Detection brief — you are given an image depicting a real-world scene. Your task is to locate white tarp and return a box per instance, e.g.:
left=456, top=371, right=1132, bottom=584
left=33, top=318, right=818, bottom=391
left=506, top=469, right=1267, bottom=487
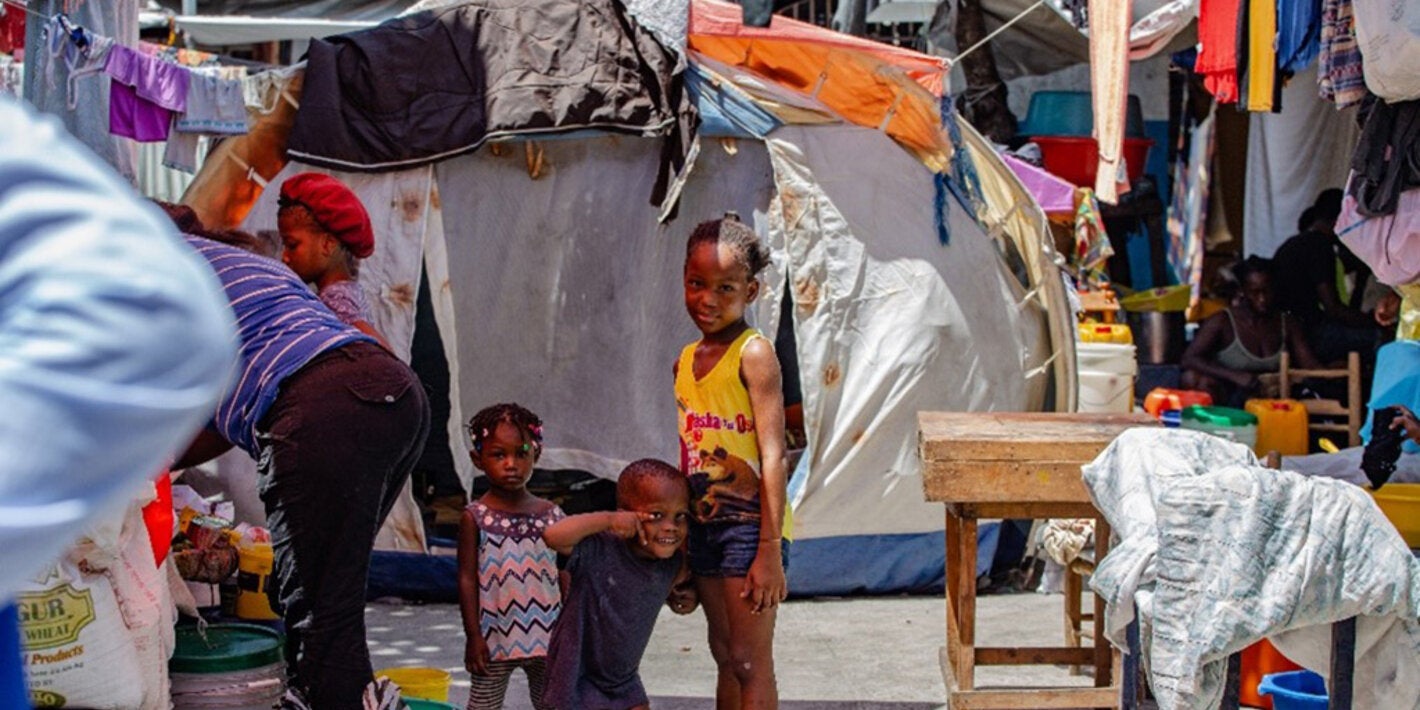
left=765, top=125, right=1048, bottom=538
left=1085, top=428, right=1420, bottom=710
left=1245, top=65, right=1359, bottom=258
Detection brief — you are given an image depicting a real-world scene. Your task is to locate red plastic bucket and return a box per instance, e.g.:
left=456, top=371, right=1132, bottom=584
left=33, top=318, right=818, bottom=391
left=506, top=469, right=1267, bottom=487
left=1034, top=136, right=1153, bottom=188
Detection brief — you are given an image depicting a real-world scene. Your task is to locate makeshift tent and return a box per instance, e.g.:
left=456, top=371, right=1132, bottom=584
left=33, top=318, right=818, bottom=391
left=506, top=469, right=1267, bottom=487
left=180, top=0, right=1074, bottom=595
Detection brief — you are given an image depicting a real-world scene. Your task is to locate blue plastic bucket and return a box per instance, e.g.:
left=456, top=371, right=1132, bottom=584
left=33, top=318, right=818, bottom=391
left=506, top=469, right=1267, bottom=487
left=1259, top=670, right=1328, bottom=710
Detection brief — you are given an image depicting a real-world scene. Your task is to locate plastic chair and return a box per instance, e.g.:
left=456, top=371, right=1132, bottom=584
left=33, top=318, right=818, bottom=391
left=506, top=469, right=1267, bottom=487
left=1279, top=351, right=1363, bottom=448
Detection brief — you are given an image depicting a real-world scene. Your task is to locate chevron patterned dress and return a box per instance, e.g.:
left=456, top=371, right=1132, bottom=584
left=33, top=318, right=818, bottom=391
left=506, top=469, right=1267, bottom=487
left=473, top=501, right=565, bottom=660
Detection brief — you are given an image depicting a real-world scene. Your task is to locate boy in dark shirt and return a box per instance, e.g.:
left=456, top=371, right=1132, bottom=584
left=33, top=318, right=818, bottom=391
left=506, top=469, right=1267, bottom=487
left=542, top=459, right=697, bottom=710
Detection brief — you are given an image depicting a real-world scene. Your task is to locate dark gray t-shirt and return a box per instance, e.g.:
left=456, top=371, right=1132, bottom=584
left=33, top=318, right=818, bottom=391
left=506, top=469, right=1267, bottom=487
left=543, top=531, right=680, bottom=710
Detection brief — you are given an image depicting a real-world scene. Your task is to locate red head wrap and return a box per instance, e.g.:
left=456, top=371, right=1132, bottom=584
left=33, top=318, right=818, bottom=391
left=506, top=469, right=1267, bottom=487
left=278, top=173, right=374, bottom=258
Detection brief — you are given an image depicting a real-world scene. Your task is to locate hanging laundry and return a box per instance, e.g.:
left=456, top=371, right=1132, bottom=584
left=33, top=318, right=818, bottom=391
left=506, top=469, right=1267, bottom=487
left=139, top=41, right=222, bottom=69
left=1089, top=0, right=1131, bottom=203
left=175, top=70, right=247, bottom=135
left=1074, top=188, right=1113, bottom=287
left=1317, top=0, right=1366, bottom=108
left=1353, top=0, right=1420, bottom=103
left=1242, top=0, right=1278, bottom=112
left=1349, top=98, right=1420, bottom=218
left=1337, top=188, right=1420, bottom=288
left=1276, top=0, right=1321, bottom=74
left=106, top=44, right=189, bottom=142
left=0, top=3, right=24, bottom=57
left=1197, top=0, right=1243, bottom=103
left=0, top=55, right=19, bottom=98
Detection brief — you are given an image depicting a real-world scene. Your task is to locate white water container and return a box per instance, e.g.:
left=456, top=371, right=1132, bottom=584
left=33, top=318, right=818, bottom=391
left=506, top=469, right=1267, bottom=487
left=1076, top=342, right=1137, bottom=413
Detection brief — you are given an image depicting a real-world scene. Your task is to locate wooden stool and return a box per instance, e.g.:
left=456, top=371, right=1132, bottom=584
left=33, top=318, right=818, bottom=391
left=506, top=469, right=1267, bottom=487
left=920, top=412, right=1156, bottom=709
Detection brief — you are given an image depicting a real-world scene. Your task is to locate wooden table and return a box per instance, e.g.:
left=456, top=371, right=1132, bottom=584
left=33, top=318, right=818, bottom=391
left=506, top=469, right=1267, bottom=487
left=918, top=411, right=1156, bottom=710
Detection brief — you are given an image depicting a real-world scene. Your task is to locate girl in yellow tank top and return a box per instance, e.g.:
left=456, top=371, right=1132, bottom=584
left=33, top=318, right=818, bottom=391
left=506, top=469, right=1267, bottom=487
left=675, top=215, right=788, bottom=709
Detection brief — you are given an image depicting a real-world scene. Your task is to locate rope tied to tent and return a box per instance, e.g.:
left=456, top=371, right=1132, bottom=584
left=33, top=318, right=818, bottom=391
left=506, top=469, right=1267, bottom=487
left=945, top=0, right=1046, bottom=69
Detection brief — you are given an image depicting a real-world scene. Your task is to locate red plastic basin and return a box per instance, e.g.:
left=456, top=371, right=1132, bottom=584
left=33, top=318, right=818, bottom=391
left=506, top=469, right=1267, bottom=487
left=1033, top=136, right=1153, bottom=189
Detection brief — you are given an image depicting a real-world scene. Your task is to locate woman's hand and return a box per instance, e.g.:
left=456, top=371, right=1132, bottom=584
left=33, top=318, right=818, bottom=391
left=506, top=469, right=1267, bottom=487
left=1389, top=405, right=1420, bottom=444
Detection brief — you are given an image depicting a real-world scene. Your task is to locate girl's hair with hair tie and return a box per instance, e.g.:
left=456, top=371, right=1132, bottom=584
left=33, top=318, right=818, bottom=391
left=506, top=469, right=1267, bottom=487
left=467, top=402, right=544, bottom=454
left=686, top=213, right=770, bottom=277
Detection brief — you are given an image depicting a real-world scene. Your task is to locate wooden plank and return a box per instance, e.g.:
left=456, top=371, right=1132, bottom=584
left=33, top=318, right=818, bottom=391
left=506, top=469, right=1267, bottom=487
left=1301, top=400, right=1349, bottom=417
left=948, top=686, right=1122, bottom=709
left=1310, top=422, right=1351, bottom=433
left=952, top=502, right=1100, bottom=519
left=923, top=461, right=1096, bottom=503
left=919, top=412, right=1156, bottom=464
left=975, top=647, right=1098, bottom=666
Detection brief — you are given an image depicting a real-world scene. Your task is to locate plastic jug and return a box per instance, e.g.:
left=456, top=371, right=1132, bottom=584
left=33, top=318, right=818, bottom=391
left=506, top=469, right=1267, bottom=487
left=235, top=542, right=278, bottom=621
left=1078, top=322, right=1133, bottom=344
left=1143, top=388, right=1213, bottom=419
left=1246, top=399, right=1309, bottom=456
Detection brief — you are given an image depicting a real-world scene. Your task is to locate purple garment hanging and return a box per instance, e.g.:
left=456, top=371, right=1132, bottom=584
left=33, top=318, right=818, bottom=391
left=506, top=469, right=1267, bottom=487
left=106, top=44, right=188, bottom=141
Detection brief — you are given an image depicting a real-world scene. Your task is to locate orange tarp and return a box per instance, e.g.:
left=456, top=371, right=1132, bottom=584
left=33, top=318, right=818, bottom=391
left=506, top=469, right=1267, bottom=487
left=689, top=0, right=950, bottom=169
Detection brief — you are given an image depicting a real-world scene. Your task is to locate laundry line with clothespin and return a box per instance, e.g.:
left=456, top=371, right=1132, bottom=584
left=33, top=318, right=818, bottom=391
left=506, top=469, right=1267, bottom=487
left=944, top=0, right=1046, bottom=68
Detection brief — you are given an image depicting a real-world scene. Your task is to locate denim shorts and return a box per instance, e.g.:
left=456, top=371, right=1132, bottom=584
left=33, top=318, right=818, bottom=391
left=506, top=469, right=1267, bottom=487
left=688, top=521, right=790, bottom=578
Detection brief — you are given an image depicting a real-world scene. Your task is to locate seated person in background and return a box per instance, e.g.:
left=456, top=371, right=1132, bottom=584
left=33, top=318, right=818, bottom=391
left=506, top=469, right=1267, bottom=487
left=1272, top=189, right=1382, bottom=363
left=1182, top=257, right=1323, bottom=406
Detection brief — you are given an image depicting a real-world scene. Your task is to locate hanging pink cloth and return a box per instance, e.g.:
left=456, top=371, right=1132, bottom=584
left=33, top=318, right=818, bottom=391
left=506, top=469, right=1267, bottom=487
left=1089, top=0, right=1132, bottom=204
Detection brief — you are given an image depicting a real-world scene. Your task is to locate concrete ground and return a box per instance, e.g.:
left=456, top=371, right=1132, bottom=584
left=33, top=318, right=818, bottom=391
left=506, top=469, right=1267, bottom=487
left=367, top=591, right=1133, bottom=709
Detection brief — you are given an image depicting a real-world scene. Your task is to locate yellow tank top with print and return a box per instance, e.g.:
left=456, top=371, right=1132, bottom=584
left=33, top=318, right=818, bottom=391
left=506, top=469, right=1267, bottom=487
left=675, top=328, right=792, bottom=538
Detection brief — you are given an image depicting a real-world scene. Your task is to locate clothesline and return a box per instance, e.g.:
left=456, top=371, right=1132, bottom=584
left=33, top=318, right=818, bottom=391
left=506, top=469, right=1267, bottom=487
left=946, top=0, right=1046, bottom=69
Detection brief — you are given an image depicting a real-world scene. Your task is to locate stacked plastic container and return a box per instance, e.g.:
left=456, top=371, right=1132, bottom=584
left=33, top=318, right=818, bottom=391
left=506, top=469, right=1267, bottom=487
left=1076, top=324, right=1138, bottom=413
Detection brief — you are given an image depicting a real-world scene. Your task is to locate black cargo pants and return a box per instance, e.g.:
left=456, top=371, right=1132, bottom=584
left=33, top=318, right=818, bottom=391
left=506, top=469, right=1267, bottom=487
left=256, top=341, right=431, bottom=709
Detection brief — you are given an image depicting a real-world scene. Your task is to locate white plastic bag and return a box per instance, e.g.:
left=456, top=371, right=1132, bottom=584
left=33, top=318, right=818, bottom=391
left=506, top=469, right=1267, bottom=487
left=1354, top=0, right=1420, bottom=102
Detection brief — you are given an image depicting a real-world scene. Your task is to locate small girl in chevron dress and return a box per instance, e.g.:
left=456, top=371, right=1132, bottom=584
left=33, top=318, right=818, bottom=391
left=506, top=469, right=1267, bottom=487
left=457, top=403, right=565, bottom=710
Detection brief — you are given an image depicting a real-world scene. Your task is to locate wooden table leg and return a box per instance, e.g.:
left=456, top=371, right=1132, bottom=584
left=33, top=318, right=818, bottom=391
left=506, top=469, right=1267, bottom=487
left=944, top=508, right=963, bottom=699
left=1092, top=517, right=1113, bottom=691
left=1064, top=566, right=1083, bottom=675
left=958, top=516, right=978, bottom=692
left=1331, top=618, right=1356, bottom=710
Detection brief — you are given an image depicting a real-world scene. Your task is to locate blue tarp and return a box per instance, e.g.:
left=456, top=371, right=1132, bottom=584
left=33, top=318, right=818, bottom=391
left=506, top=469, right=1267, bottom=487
left=684, top=62, right=781, bottom=139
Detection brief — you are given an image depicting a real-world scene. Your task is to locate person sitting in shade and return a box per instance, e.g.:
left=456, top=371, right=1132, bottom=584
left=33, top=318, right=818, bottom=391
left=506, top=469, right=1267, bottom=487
left=1182, top=256, right=1323, bottom=406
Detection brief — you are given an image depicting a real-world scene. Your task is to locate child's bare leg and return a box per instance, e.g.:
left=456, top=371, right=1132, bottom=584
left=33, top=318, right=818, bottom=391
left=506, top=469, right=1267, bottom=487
left=698, top=576, right=778, bottom=710
left=697, top=576, right=741, bottom=709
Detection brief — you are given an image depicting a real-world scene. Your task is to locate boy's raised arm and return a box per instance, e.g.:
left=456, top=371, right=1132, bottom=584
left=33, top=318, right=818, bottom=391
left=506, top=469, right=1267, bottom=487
left=544, top=511, right=649, bottom=555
